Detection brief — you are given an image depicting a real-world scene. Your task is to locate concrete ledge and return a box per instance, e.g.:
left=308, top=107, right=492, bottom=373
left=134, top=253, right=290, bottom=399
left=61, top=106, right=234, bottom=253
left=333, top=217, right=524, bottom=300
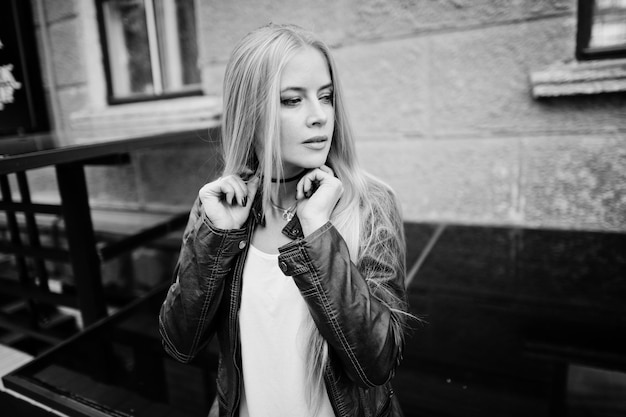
left=69, top=96, right=222, bottom=141
left=530, top=58, right=626, bottom=98
left=0, top=345, right=33, bottom=390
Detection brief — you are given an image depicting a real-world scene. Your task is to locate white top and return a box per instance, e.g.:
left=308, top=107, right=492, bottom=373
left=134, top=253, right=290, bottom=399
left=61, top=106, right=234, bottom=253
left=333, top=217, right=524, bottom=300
left=238, top=245, right=335, bottom=417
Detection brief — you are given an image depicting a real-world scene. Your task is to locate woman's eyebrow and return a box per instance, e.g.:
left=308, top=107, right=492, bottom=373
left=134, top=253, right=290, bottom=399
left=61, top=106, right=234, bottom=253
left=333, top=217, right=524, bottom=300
left=280, top=83, right=334, bottom=93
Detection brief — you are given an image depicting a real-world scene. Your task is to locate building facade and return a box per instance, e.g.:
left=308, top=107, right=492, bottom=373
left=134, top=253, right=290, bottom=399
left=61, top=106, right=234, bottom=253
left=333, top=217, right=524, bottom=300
left=6, top=0, right=626, bottom=232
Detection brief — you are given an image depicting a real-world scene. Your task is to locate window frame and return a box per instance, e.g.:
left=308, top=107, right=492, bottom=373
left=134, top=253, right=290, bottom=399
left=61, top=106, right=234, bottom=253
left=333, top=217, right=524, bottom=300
left=95, top=0, right=202, bottom=105
left=0, top=0, right=49, bottom=137
left=576, top=0, right=626, bottom=60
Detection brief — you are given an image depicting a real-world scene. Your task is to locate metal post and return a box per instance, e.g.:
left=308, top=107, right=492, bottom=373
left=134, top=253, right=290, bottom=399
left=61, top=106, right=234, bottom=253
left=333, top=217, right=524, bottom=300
left=16, top=171, right=49, bottom=291
left=0, top=174, right=38, bottom=326
left=55, top=163, right=107, bottom=326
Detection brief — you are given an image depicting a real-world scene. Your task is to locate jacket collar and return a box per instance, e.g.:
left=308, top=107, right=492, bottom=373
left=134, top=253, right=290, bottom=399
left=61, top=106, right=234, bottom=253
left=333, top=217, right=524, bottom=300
left=250, top=191, right=304, bottom=240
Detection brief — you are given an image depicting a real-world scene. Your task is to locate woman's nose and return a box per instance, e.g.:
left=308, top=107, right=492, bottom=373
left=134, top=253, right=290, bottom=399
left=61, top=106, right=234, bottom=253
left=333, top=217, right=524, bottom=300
left=306, top=101, right=327, bottom=127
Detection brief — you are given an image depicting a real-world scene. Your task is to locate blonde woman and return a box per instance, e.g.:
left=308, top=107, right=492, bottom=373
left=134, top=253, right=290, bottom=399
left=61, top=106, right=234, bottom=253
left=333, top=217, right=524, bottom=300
left=159, top=23, right=410, bottom=417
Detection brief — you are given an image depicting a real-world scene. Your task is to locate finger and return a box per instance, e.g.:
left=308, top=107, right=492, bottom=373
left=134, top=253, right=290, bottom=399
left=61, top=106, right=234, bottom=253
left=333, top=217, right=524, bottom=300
left=198, top=182, right=213, bottom=198
left=226, top=175, right=248, bottom=206
left=297, top=170, right=318, bottom=200
left=301, top=169, right=326, bottom=198
left=245, top=176, right=260, bottom=206
left=238, top=167, right=255, bottom=181
left=303, top=175, right=311, bottom=197
left=218, top=175, right=247, bottom=206
left=296, top=176, right=306, bottom=200
left=219, top=182, right=237, bottom=205
left=200, top=178, right=226, bottom=198
left=302, top=173, right=316, bottom=198
left=319, top=165, right=334, bottom=176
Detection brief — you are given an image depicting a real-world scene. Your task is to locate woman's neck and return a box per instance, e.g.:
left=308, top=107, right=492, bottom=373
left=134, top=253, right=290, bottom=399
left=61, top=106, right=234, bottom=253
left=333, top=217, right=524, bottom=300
left=269, top=169, right=305, bottom=207
left=270, top=180, right=298, bottom=208
left=271, top=169, right=306, bottom=184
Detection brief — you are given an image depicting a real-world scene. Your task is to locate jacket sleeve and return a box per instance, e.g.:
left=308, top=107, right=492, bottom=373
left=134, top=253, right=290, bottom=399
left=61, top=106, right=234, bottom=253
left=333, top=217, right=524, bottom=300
left=277, top=192, right=408, bottom=388
left=159, top=198, right=247, bottom=363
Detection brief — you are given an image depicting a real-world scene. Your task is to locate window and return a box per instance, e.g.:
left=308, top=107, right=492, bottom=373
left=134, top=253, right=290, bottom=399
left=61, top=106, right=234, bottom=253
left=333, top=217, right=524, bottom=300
left=97, top=0, right=201, bottom=103
left=0, top=0, right=49, bottom=141
left=577, top=0, right=626, bottom=60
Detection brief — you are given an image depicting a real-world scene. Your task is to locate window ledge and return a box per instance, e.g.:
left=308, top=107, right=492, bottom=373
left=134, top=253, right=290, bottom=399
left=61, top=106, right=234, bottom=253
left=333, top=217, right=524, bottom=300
left=530, top=58, right=626, bottom=98
left=69, top=96, right=222, bottom=141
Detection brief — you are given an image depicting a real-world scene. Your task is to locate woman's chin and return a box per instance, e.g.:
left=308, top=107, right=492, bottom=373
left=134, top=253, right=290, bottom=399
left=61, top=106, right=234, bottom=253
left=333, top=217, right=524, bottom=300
left=294, top=154, right=331, bottom=170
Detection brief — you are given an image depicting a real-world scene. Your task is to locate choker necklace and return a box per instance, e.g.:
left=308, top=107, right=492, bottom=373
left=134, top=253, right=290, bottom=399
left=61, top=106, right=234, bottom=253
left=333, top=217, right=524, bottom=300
left=271, top=170, right=306, bottom=183
left=270, top=199, right=297, bottom=221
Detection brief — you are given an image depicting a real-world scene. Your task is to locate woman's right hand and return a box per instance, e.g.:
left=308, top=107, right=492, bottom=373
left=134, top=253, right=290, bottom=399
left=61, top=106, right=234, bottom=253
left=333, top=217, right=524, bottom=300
left=199, top=175, right=260, bottom=230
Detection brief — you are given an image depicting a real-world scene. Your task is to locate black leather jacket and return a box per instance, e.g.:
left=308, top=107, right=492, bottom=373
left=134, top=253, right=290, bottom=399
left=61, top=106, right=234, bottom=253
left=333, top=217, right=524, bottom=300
left=159, top=185, right=408, bottom=417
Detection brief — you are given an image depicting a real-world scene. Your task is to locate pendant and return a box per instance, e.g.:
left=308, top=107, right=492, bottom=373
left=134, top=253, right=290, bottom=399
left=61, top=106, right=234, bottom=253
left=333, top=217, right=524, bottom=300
left=283, top=210, right=294, bottom=222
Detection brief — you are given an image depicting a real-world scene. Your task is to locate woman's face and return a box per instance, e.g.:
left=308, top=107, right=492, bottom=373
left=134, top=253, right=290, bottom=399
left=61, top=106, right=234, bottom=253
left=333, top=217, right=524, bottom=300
left=277, top=46, right=335, bottom=177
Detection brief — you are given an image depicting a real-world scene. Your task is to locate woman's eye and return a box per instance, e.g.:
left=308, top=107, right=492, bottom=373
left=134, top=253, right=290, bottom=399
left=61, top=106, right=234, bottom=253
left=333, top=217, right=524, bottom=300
left=281, top=97, right=300, bottom=106
left=319, top=94, right=333, bottom=104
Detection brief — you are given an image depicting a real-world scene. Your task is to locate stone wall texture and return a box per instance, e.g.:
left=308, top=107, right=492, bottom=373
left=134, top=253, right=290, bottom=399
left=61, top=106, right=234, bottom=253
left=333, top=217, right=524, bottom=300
left=36, top=0, right=626, bottom=232
left=197, top=0, right=626, bottom=232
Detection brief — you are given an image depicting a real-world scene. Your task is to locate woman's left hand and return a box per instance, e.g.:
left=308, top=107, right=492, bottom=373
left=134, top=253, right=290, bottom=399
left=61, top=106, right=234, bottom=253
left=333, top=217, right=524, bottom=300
left=295, top=165, right=343, bottom=236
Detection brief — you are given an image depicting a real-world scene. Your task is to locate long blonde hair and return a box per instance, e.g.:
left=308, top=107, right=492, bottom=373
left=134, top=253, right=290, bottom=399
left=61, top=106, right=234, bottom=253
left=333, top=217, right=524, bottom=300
left=221, top=23, right=408, bottom=412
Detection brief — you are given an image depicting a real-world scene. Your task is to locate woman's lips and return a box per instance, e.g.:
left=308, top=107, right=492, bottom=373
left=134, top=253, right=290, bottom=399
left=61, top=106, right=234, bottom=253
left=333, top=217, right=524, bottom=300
left=302, top=136, right=328, bottom=150
left=303, top=135, right=327, bottom=143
